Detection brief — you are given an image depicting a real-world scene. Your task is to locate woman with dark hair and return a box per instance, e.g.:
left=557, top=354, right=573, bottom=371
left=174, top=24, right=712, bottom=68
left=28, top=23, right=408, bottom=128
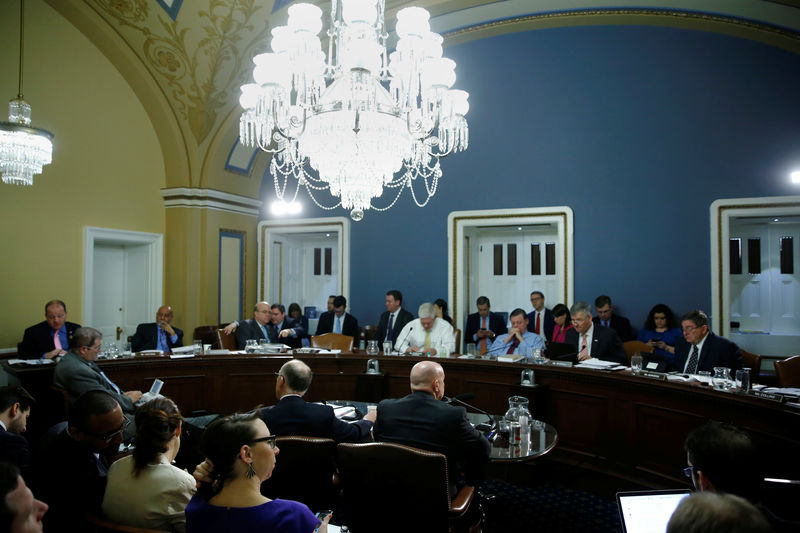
left=185, top=412, right=326, bottom=533
left=551, top=304, right=573, bottom=343
left=102, top=397, right=195, bottom=532
left=288, top=303, right=310, bottom=347
left=433, top=299, right=454, bottom=326
left=637, top=304, right=681, bottom=363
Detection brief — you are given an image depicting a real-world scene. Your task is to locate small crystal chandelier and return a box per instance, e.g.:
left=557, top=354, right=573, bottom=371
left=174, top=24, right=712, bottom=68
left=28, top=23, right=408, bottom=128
left=239, top=0, right=468, bottom=220
left=0, top=0, right=54, bottom=186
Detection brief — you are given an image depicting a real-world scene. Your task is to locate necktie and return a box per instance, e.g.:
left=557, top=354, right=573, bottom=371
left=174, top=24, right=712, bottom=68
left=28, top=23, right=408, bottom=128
left=424, top=330, right=432, bottom=350
left=579, top=334, right=588, bottom=359
left=386, top=314, right=394, bottom=341
left=535, top=312, right=541, bottom=335
left=506, top=336, right=521, bottom=355
left=603, top=320, right=609, bottom=328
left=335, top=316, right=342, bottom=334
left=90, top=363, right=122, bottom=394
left=686, top=345, right=699, bottom=374
left=53, top=330, right=62, bottom=350
left=158, top=328, right=168, bottom=351
left=479, top=316, right=488, bottom=355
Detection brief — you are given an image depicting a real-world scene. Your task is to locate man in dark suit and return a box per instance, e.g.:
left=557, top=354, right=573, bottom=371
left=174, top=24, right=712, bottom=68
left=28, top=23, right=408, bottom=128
left=261, top=360, right=374, bottom=442
left=0, top=386, right=35, bottom=474
left=464, top=296, right=508, bottom=354
left=671, top=310, right=741, bottom=373
left=315, top=295, right=359, bottom=338
left=235, top=301, right=273, bottom=349
left=527, top=291, right=555, bottom=341
left=19, top=299, right=81, bottom=359
left=376, top=290, right=414, bottom=351
left=565, top=301, right=626, bottom=364
left=269, top=303, right=305, bottom=349
left=593, top=295, right=634, bottom=342
left=374, top=360, right=491, bottom=488
left=130, top=305, right=184, bottom=353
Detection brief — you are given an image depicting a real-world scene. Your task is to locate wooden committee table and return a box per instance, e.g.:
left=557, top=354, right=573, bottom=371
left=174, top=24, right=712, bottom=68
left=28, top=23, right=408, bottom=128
left=7, top=352, right=800, bottom=486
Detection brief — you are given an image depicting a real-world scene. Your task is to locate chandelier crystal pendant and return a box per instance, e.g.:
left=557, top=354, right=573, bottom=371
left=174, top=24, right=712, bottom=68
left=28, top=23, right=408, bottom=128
left=0, top=0, right=54, bottom=186
left=239, top=0, right=468, bottom=220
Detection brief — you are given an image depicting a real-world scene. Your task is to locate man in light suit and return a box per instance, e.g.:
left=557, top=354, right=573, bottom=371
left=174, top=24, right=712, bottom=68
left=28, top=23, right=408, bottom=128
left=19, top=299, right=81, bottom=359
left=527, top=291, right=555, bottom=341
left=376, top=290, right=414, bottom=351
left=315, top=295, right=359, bottom=338
left=592, top=295, right=634, bottom=342
left=0, top=386, right=35, bottom=474
left=671, top=310, right=741, bottom=373
left=464, top=296, right=508, bottom=354
left=130, top=305, right=184, bottom=353
left=261, top=359, right=374, bottom=442
left=564, top=301, right=626, bottom=364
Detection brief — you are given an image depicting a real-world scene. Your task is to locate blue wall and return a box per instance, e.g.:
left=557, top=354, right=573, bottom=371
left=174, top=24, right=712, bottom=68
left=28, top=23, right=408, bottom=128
left=261, top=23, right=800, bottom=333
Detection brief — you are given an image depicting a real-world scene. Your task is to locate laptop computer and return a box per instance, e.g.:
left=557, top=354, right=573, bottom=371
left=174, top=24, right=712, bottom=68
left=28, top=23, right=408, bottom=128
left=617, top=489, right=691, bottom=533
left=545, top=341, right=578, bottom=363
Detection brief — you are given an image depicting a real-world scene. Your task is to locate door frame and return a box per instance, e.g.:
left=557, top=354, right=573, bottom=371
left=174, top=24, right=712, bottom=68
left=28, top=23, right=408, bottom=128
left=710, top=195, right=800, bottom=336
left=258, top=217, right=351, bottom=303
left=82, top=226, right=163, bottom=326
left=448, top=207, right=574, bottom=331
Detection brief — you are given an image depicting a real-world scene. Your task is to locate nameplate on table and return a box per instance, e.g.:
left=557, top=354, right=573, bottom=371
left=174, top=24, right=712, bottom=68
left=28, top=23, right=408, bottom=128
left=548, top=360, right=573, bottom=368
left=752, top=391, right=785, bottom=403
left=638, top=370, right=667, bottom=381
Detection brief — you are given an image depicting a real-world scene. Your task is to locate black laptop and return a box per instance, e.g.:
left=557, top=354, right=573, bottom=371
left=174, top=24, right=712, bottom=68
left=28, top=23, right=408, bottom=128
left=545, top=341, right=578, bottom=363
left=617, top=489, right=691, bottom=533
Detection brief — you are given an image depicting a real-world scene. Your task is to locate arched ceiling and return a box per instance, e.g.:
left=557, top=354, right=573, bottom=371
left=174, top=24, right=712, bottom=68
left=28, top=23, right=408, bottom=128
left=43, top=0, right=800, bottom=191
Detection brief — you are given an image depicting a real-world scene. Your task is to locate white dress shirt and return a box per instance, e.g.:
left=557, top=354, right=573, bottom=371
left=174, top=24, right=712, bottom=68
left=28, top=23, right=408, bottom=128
left=395, top=318, right=455, bottom=355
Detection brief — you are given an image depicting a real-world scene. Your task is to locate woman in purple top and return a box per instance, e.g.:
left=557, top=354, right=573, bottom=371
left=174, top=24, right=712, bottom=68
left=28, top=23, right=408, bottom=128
left=185, top=411, right=327, bottom=533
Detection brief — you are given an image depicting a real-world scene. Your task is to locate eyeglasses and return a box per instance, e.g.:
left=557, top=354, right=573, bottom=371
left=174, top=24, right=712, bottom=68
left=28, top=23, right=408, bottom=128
left=273, top=372, right=284, bottom=380
left=682, top=466, right=696, bottom=478
left=250, top=435, right=277, bottom=449
left=89, top=417, right=130, bottom=443
left=84, top=343, right=102, bottom=352
left=682, top=325, right=704, bottom=334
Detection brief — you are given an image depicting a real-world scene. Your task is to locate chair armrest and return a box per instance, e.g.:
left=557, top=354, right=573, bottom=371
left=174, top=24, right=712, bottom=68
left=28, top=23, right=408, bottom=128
left=449, top=486, right=474, bottom=517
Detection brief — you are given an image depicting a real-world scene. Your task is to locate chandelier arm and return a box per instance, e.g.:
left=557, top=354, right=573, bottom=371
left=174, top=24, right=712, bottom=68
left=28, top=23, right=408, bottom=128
left=272, top=100, right=307, bottom=141
left=17, top=0, right=24, bottom=99
left=369, top=179, right=407, bottom=212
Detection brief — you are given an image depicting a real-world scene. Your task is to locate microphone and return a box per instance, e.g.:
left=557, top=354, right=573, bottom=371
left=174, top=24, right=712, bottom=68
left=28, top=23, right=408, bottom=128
left=394, top=326, right=413, bottom=354
left=444, top=393, right=495, bottom=433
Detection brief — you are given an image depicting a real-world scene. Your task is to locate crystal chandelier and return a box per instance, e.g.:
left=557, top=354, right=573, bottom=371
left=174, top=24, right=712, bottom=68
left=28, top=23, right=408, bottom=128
left=0, top=0, right=54, bottom=186
left=239, top=0, right=468, bottom=220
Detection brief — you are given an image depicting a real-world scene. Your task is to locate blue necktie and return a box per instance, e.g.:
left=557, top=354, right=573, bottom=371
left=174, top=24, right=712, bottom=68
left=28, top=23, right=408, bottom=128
left=335, top=315, right=342, bottom=334
left=386, top=314, right=394, bottom=341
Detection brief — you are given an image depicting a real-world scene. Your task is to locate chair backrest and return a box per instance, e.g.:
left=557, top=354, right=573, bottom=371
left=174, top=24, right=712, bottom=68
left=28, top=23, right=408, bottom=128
left=774, top=355, right=800, bottom=388
left=50, top=385, right=70, bottom=420
left=261, top=436, right=338, bottom=511
left=337, top=442, right=453, bottom=532
left=216, top=327, right=237, bottom=351
left=741, top=349, right=762, bottom=382
left=623, top=340, right=654, bottom=364
left=85, top=512, right=168, bottom=533
left=453, top=328, right=461, bottom=354
left=362, top=325, right=379, bottom=341
left=193, top=325, right=219, bottom=349
left=311, top=333, right=353, bottom=351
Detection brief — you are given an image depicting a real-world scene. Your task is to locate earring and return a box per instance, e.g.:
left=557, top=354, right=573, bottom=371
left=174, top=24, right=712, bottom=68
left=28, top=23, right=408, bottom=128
left=245, top=462, right=257, bottom=479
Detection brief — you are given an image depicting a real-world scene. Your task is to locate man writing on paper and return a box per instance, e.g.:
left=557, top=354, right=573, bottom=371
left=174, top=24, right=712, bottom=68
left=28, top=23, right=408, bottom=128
left=564, top=301, right=626, bottom=364
left=19, top=300, right=81, bottom=359
left=395, top=303, right=455, bottom=356
left=488, top=308, right=544, bottom=358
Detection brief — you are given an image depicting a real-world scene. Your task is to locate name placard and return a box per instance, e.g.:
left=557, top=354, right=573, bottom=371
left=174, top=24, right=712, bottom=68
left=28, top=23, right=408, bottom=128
left=548, top=360, right=573, bottom=368
left=639, top=370, right=667, bottom=381
left=752, top=391, right=785, bottom=403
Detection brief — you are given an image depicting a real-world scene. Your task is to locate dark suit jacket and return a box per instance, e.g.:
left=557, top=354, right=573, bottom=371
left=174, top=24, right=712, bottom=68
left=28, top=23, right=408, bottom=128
left=0, top=426, right=30, bottom=474
left=260, top=395, right=372, bottom=443
left=19, top=321, right=81, bottom=359
left=527, top=308, right=555, bottom=341
left=130, top=322, right=184, bottom=352
left=565, top=324, right=626, bottom=364
left=593, top=314, right=634, bottom=342
left=236, top=318, right=305, bottom=349
left=671, top=333, right=742, bottom=373
left=374, top=390, right=491, bottom=486
left=315, top=311, right=359, bottom=338
left=377, top=308, right=414, bottom=349
left=464, top=312, right=508, bottom=351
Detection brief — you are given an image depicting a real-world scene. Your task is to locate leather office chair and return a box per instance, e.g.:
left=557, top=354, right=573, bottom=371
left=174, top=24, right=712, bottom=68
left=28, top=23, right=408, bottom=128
left=453, top=328, right=461, bottom=354
left=337, top=442, right=477, bottom=533
left=85, top=512, right=168, bottom=533
left=362, top=325, right=379, bottom=341
left=623, top=341, right=654, bottom=365
left=774, top=355, right=800, bottom=387
left=216, top=327, right=237, bottom=351
left=740, top=349, right=762, bottom=383
left=260, top=436, right=339, bottom=511
left=311, top=333, right=354, bottom=351
left=193, top=325, right=219, bottom=350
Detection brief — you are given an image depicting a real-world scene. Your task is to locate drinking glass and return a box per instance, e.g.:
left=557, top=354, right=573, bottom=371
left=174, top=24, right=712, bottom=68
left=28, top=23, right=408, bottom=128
left=735, top=368, right=751, bottom=393
left=712, top=367, right=731, bottom=391
left=382, top=341, right=392, bottom=355
left=193, top=340, right=203, bottom=355
left=245, top=339, right=257, bottom=354
left=258, top=339, right=269, bottom=353
left=630, top=354, right=643, bottom=374
left=465, top=343, right=476, bottom=356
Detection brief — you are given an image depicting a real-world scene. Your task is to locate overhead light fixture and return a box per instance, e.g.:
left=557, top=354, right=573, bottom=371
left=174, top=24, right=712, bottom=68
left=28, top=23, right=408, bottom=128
left=791, top=171, right=800, bottom=184
left=239, top=0, right=468, bottom=221
left=0, top=0, right=53, bottom=186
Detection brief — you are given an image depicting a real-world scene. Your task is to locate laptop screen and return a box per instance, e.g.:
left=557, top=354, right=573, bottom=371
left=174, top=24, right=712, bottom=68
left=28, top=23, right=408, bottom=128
left=617, top=489, right=691, bottom=533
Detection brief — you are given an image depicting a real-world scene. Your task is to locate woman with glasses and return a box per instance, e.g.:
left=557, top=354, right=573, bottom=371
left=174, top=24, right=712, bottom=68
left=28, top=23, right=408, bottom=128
left=185, top=412, right=326, bottom=533
left=102, top=396, right=195, bottom=532
left=637, top=304, right=681, bottom=364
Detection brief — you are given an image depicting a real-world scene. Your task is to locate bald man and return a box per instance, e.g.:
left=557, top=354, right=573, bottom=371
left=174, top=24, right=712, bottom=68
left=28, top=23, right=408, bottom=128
left=131, top=305, right=184, bottom=353
left=374, top=361, right=491, bottom=489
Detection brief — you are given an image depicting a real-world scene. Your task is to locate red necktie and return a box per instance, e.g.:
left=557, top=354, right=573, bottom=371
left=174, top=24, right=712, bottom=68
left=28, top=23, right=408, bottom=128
left=535, top=312, right=540, bottom=335
left=479, top=317, right=487, bottom=355
left=506, top=337, right=520, bottom=354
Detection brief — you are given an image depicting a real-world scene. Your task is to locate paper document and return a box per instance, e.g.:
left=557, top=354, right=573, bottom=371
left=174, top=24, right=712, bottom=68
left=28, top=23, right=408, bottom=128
left=576, top=359, right=618, bottom=368
left=332, top=405, right=356, bottom=419
left=7, top=358, right=54, bottom=365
